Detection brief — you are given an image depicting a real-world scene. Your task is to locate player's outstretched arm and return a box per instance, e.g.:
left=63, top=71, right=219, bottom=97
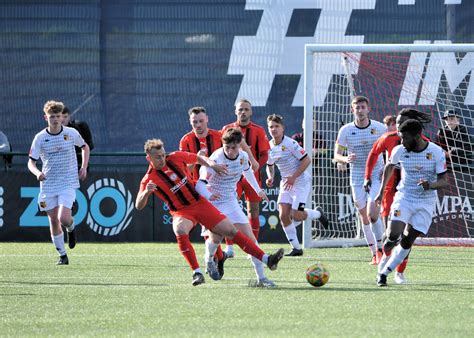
left=197, top=154, right=228, bottom=175
left=243, top=167, right=268, bottom=201
left=240, top=139, right=259, bottom=171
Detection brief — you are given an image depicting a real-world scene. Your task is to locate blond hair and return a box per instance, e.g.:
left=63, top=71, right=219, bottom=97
left=144, top=139, right=164, bottom=154
left=43, top=100, right=65, bottom=115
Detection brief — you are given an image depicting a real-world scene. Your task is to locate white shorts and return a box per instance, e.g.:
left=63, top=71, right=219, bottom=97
left=277, top=179, right=311, bottom=210
left=351, top=180, right=381, bottom=211
left=201, top=199, right=248, bottom=236
left=389, top=193, right=434, bottom=235
left=38, top=188, right=76, bottom=212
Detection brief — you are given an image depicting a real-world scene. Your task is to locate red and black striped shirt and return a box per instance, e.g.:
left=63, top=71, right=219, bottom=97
left=139, top=151, right=202, bottom=211
left=179, top=129, right=222, bottom=181
left=222, top=121, right=270, bottom=168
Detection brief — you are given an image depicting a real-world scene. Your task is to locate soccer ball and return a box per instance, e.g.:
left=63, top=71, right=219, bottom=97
left=306, top=263, right=329, bottom=287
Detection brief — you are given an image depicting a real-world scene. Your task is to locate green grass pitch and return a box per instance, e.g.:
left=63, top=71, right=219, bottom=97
left=1, top=243, right=472, bottom=337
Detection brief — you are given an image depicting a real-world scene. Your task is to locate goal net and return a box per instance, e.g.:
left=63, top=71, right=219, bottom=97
left=303, top=43, right=474, bottom=248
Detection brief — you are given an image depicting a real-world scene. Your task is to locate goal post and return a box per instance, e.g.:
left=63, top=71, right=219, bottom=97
left=303, top=43, right=474, bottom=248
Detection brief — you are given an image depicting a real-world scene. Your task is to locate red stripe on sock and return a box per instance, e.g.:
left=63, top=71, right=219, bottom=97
left=249, top=216, right=260, bottom=240
left=232, top=231, right=264, bottom=261
left=176, top=234, right=199, bottom=270
left=396, top=258, right=409, bottom=273
left=215, top=244, right=224, bottom=261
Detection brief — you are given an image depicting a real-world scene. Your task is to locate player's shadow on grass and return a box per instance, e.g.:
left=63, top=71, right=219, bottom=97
left=271, top=282, right=474, bottom=292
left=0, top=280, right=169, bottom=287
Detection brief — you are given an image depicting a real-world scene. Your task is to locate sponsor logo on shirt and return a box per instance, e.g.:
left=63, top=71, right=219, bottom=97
left=171, top=177, right=189, bottom=193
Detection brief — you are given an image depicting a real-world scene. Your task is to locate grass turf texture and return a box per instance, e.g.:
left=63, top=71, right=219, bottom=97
left=1, top=243, right=472, bottom=337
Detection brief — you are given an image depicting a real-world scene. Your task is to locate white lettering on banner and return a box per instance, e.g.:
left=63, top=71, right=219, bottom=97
left=400, top=40, right=474, bottom=105
left=229, top=2, right=471, bottom=107
left=338, top=192, right=356, bottom=222
left=228, top=0, right=376, bottom=107
left=434, top=195, right=473, bottom=216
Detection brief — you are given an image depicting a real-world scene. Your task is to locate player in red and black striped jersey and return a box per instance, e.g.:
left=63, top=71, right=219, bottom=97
left=221, top=99, right=270, bottom=254
left=135, top=138, right=284, bottom=286
left=179, top=106, right=226, bottom=266
left=365, top=109, right=432, bottom=284
left=179, top=106, right=222, bottom=182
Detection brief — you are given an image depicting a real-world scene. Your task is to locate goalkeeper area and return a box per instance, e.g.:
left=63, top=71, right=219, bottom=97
left=303, top=44, right=474, bottom=248
left=1, top=243, right=472, bottom=336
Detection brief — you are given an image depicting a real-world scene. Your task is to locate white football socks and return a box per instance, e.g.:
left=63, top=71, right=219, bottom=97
left=304, top=208, right=321, bottom=220
left=362, top=223, right=376, bottom=255
left=205, top=238, right=219, bottom=263
left=52, top=233, right=66, bottom=256
left=370, top=218, right=384, bottom=249
left=283, top=222, right=302, bottom=250
left=381, top=245, right=411, bottom=276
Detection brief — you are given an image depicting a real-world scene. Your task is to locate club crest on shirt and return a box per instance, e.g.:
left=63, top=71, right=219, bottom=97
left=394, top=210, right=401, bottom=217
left=64, top=134, right=70, bottom=141
left=281, top=145, right=286, bottom=151
left=426, top=153, right=432, bottom=160
left=371, top=128, right=376, bottom=135
left=164, top=169, right=179, bottom=181
left=240, top=158, right=244, bottom=166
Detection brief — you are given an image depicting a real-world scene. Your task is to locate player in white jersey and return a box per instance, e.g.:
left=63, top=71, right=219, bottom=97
left=266, top=114, right=329, bottom=256
left=195, top=128, right=276, bottom=287
left=375, top=119, right=447, bottom=286
left=28, top=101, right=90, bottom=265
left=334, top=96, right=386, bottom=264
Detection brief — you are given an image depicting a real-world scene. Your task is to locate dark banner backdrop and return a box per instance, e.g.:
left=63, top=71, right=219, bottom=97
left=1, top=168, right=471, bottom=242
left=0, top=171, right=288, bottom=243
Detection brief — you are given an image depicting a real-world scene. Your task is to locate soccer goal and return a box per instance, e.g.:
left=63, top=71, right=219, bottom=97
left=303, top=43, right=474, bottom=248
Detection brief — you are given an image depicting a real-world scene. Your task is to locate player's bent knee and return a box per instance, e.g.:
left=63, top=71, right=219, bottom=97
left=291, top=210, right=305, bottom=221
left=214, top=219, right=237, bottom=239
left=59, top=216, right=72, bottom=227
left=400, top=236, right=413, bottom=249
